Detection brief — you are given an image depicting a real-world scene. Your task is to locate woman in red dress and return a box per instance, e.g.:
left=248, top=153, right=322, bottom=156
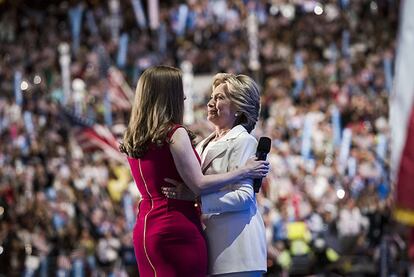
left=119, top=66, right=269, bottom=277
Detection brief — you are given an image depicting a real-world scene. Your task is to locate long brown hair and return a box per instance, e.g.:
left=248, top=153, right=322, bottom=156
left=119, top=65, right=184, bottom=158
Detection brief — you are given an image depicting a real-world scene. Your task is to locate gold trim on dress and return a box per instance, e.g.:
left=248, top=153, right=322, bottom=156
left=139, top=159, right=157, bottom=277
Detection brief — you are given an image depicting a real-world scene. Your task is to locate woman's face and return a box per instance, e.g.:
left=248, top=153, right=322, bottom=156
left=207, top=83, right=237, bottom=129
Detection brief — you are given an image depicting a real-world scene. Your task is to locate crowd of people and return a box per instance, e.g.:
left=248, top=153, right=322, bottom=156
left=0, top=0, right=409, bottom=276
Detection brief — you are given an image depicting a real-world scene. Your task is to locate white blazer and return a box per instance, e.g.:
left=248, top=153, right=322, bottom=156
left=198, top=125, right=267, bottom=275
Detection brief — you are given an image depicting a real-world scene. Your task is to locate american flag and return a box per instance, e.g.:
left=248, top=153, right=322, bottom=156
left=108, top=66, right=134, bottom=111
left=390, top=0, right=414, bottom=227
left=98, top=43, right=133, bottom=112
left=62, top=106, right=126, bottom=164
left=390, top=0, right=414, bottom=266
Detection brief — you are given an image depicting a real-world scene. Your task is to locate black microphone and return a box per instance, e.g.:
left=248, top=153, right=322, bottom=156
left=253, top=137, right=271, bottom=193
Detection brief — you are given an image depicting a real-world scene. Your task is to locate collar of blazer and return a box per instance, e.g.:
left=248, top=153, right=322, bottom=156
left=196, top=125, right=248, bottom=173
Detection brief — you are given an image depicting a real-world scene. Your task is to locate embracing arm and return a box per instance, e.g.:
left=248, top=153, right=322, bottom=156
left=200, top=184, right=255, bottom=214
left=201, top=135, right=258, bottom=214
left=170, top=127, right=266, bottom=195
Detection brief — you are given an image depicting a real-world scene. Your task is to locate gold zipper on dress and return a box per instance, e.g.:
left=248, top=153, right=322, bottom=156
left=138, top=159, right=157, bottom=277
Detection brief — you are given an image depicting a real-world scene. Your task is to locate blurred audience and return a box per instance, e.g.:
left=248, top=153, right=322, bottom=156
left=0, top=0, right=407, bottom=276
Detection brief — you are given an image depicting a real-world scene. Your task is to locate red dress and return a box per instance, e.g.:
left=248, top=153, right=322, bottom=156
left=127, top=125, right=207, bottom=277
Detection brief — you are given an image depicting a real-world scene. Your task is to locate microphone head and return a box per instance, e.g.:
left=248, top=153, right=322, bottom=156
left=257, top=137, right=271, bottom=153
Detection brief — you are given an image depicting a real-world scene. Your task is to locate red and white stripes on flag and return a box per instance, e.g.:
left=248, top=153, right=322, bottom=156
left=390, top=0, right=414, bottom=226
left=63, top=105, right=126, bottom=164
left=73, top=123, right=126, bottom=164
left=108, top=67, right=134, bottom=111
left=61, top=106, right=127, bottom=164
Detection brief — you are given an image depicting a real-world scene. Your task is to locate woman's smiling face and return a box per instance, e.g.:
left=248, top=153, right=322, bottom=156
left=207, top=83, right=237, bottom=129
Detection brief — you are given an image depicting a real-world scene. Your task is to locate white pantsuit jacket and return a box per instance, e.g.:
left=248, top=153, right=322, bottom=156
left=198, top=125, right=267, bottom=275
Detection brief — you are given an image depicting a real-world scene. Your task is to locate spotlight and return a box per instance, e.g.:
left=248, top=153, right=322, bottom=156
left=34, top=75, right=42, bottom=85
left=336, top=189, right=345, bottom=199
left=21, top=81, right=29, bottom=91
left=314, top=4, right=323, bottom=16
left=270, top=5, right=279, bottom=16
left=325, top=4, right=339, bottom=20
left=281, top=4, right=295, bottom=20
left=72, top=78, right=86, bottom=91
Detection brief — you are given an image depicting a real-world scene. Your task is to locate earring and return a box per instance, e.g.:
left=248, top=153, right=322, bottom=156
left=235, top=113, right=239, bottom=117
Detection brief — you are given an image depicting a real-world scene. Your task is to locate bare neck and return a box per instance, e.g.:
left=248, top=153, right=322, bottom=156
left=213, top=126, right=232, bottom=141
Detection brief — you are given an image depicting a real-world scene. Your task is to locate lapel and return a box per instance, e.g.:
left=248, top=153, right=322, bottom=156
left=196, top=132, right=214, bottom=155
left=201, top=141, right=228, bottom=173
left=197, top=125, right=247, bottom=173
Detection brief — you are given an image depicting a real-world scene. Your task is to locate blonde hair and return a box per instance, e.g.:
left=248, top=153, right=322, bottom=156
left=212, top=73, right=260, bottom=133
left=120, top=66, right=184, bottom=158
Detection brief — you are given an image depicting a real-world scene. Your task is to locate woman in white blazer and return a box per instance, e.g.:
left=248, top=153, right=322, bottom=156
left=165, top=73, right=267, bottom=276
